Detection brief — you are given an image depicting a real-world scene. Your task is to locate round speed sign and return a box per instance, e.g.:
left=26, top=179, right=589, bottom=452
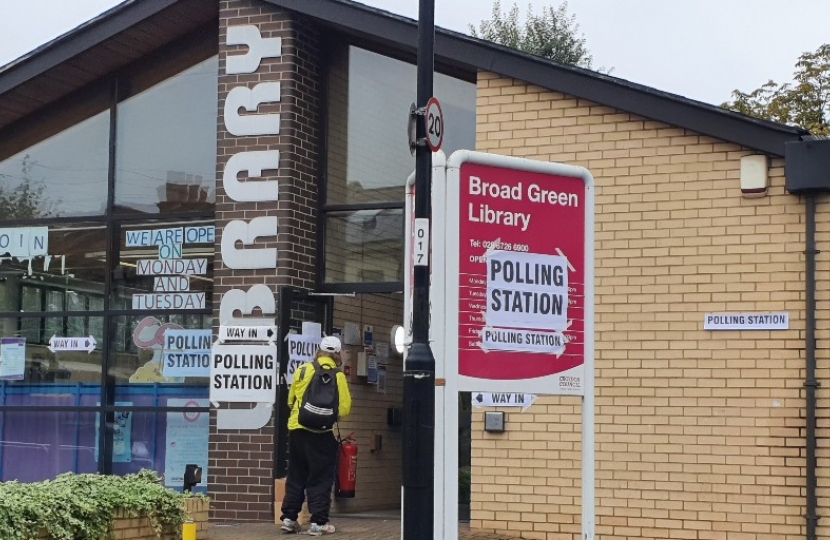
left=425, top=97, right=444, bottom=152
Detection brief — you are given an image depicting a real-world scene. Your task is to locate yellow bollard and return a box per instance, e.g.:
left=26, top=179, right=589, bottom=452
left=182, top=520, right=197, bottom=540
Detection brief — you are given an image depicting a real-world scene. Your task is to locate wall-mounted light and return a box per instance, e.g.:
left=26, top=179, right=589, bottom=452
left=391, top=325, right=405, bottom=354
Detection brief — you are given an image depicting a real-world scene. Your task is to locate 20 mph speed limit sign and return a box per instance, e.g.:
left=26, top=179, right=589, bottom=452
left=425, top=97, right=444, bottom=152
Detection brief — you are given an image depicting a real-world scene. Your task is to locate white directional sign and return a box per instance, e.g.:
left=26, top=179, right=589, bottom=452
left=219, top=325, right=277, bottom=343
left=210, top=343, right=278, bottom=403
left=472, top=392, right=537, bottom=411
left=703, top=312, right=789, bottom=331
left=49, top=335, right=97, bottom=353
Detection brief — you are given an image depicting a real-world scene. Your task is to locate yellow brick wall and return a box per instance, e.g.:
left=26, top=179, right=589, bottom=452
left=471, top=71, right=829, bottom=540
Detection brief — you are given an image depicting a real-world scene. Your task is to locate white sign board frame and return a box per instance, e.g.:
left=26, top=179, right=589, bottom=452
left=416, top=151, right=595, bottom=540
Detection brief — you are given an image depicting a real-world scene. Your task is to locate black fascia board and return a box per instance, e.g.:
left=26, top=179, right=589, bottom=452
left=0, top=0, right=179, bottom=96
left=266, top=0, right=806, bottom=156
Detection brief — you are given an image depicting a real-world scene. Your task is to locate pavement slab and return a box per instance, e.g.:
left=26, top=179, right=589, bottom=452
left=207, top=516, right=526, bottom=540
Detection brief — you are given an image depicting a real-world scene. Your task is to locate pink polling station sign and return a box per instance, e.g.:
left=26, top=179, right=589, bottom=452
left=445, top=151, right=594, bottom=395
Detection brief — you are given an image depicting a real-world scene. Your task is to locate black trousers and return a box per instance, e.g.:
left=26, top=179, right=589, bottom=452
left=280, top=429, right=339, bottom=525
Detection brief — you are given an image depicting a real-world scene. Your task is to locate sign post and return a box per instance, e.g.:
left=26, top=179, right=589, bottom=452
left=403, top=1, right=437, bottom=539
left=441, top=150, right=595, bottom=540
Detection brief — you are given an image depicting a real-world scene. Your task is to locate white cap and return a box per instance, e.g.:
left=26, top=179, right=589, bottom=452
left=320, top=336, right=342, bottom=353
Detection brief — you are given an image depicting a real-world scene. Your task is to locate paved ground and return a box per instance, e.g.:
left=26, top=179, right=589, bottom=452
left=208, top=513, right=524, bottom=540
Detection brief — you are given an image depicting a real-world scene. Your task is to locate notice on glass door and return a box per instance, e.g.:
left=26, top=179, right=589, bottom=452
left=0, top=337, right=26, bottom=380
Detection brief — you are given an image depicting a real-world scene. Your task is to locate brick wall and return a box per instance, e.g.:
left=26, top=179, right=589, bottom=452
left=36, top=498, right=210, bottom=540
left=471, top=72, right=827, bottom=540
left=211, top=0, right=321, bottom=522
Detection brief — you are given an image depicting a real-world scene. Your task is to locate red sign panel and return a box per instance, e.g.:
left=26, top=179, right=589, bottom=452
left=455, top=160, right=590, bottom=394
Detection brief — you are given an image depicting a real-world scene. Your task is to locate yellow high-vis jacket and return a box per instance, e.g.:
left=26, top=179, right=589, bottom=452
left=287, top=356, right=352, bottom=432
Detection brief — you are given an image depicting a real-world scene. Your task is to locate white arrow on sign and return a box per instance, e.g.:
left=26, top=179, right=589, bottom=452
left=219, top=325, right=277, bottom=343
left=48, top=335, right=97, bottom=354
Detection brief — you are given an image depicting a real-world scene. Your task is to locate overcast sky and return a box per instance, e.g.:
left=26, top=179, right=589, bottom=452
left=1, top=0, right=828, bottom=106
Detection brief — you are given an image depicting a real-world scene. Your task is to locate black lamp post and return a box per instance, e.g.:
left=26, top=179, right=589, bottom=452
left=402, top=0, right=436, bottom=539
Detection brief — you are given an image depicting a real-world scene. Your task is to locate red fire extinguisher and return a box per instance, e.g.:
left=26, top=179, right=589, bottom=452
left=335, top=432, right=358, bottom=498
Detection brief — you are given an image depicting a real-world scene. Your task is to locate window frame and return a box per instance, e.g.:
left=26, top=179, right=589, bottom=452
left=316, top=39, right=476, bottom=294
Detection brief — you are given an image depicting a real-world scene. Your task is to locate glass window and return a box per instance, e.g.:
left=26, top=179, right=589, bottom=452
left=325, top=47, right=476, bottom=206
left=0, top=224, right=108, bottom=311
left=0, top=410, right=99, bottom=482
left=109, top=314, right=211, bottom=403
left=0, top=315, right=104, bottom=396
left=0, top=111, right=110, bottom=220
left=324, top=209, right=403, bottom=284
left=106, top=407, right=209, bottom=493
left=113, top=220, right=214, bottom=311
left=114, top=57, right=218, bottom=214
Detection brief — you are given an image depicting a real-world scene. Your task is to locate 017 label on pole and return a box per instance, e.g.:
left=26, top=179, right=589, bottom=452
left=413, top=218, right=430, bottom=267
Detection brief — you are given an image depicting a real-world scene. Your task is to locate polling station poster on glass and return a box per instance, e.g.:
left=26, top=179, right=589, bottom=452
left=165, top=399, right=209, bottom=490
left=445, top=152, right=594, bottom=395
left=162, top=329, right=212, bottom=378
left=286, top=333, right=319, bottom=384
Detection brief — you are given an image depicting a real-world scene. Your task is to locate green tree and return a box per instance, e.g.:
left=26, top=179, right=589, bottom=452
left=0, top=155, right=56, bottom=219
left=723, top=44, right=830, bottom=136
left=470, top=0, right=594, bottom=69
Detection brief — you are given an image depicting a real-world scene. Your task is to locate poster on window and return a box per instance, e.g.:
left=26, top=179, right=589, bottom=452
left=165, top=399, right=209, bottom=490
left=95, top=402, right=133, bottom=463
left=0, top=337, right=26, bottom=380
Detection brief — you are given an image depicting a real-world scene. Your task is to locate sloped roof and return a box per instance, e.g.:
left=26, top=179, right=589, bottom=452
left=0, top=0, right=806, bottom=155
left=0, top=0, right=216, bottom=131
left=265, top=0, right=806, bottom=156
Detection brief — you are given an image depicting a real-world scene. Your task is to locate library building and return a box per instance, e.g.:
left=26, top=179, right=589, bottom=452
left=0, top=1, right=827, bottom=539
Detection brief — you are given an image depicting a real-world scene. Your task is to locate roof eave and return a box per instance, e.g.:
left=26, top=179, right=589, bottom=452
left=0, top=0, right=179, bottom=96
left=266, top=0, right=805, bottom=156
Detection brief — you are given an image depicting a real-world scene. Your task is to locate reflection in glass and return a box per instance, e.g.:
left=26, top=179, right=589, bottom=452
left=115, top=57, right=218, bottom=214
left=19, top=287, right=42, bottom=342
left=325, top=47, right=475, bottom=205
left=0, top=224, right=108, bottom=314
left=0, top=111, right=110, bottom=219
left=0, top=410, right=98, bottom=482
left=104, top=408, right=209, bottom=493
left=0, top=316, right=103, bottom=390
left=324, top=209, right=403, bottom=283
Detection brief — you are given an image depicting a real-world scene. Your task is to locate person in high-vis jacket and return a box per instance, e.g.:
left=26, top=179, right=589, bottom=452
left=280, top=335, right=352, bottom=536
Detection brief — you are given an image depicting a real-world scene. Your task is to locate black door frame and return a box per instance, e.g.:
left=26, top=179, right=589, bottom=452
left=272, top=287, right=333, bottom=480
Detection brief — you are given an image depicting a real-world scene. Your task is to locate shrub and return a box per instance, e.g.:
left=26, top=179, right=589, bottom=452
left=0, top=470, right=197, bottom=540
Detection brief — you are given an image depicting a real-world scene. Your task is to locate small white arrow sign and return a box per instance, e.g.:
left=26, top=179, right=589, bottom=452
left=219, top=325, right=277, bottom=343
left=48, top=335, right=97, bottom=354
left=472, top=392, right=537, bottom=412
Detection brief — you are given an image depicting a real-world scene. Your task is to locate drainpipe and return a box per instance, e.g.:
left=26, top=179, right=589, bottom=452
left=784, top=137, right=829, bottom=540
left=804, top=193, right=819, bottom=540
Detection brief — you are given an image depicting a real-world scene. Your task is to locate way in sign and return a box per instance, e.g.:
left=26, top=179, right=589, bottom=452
left=473, top=392, right=537, bottom=409
left=49, top=335, right=97, bottom=353
left=220, top=325, right=276, bottom=342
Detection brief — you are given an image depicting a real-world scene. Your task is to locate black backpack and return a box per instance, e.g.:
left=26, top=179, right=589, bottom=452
left=297, top=360, right=340, bottom=430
